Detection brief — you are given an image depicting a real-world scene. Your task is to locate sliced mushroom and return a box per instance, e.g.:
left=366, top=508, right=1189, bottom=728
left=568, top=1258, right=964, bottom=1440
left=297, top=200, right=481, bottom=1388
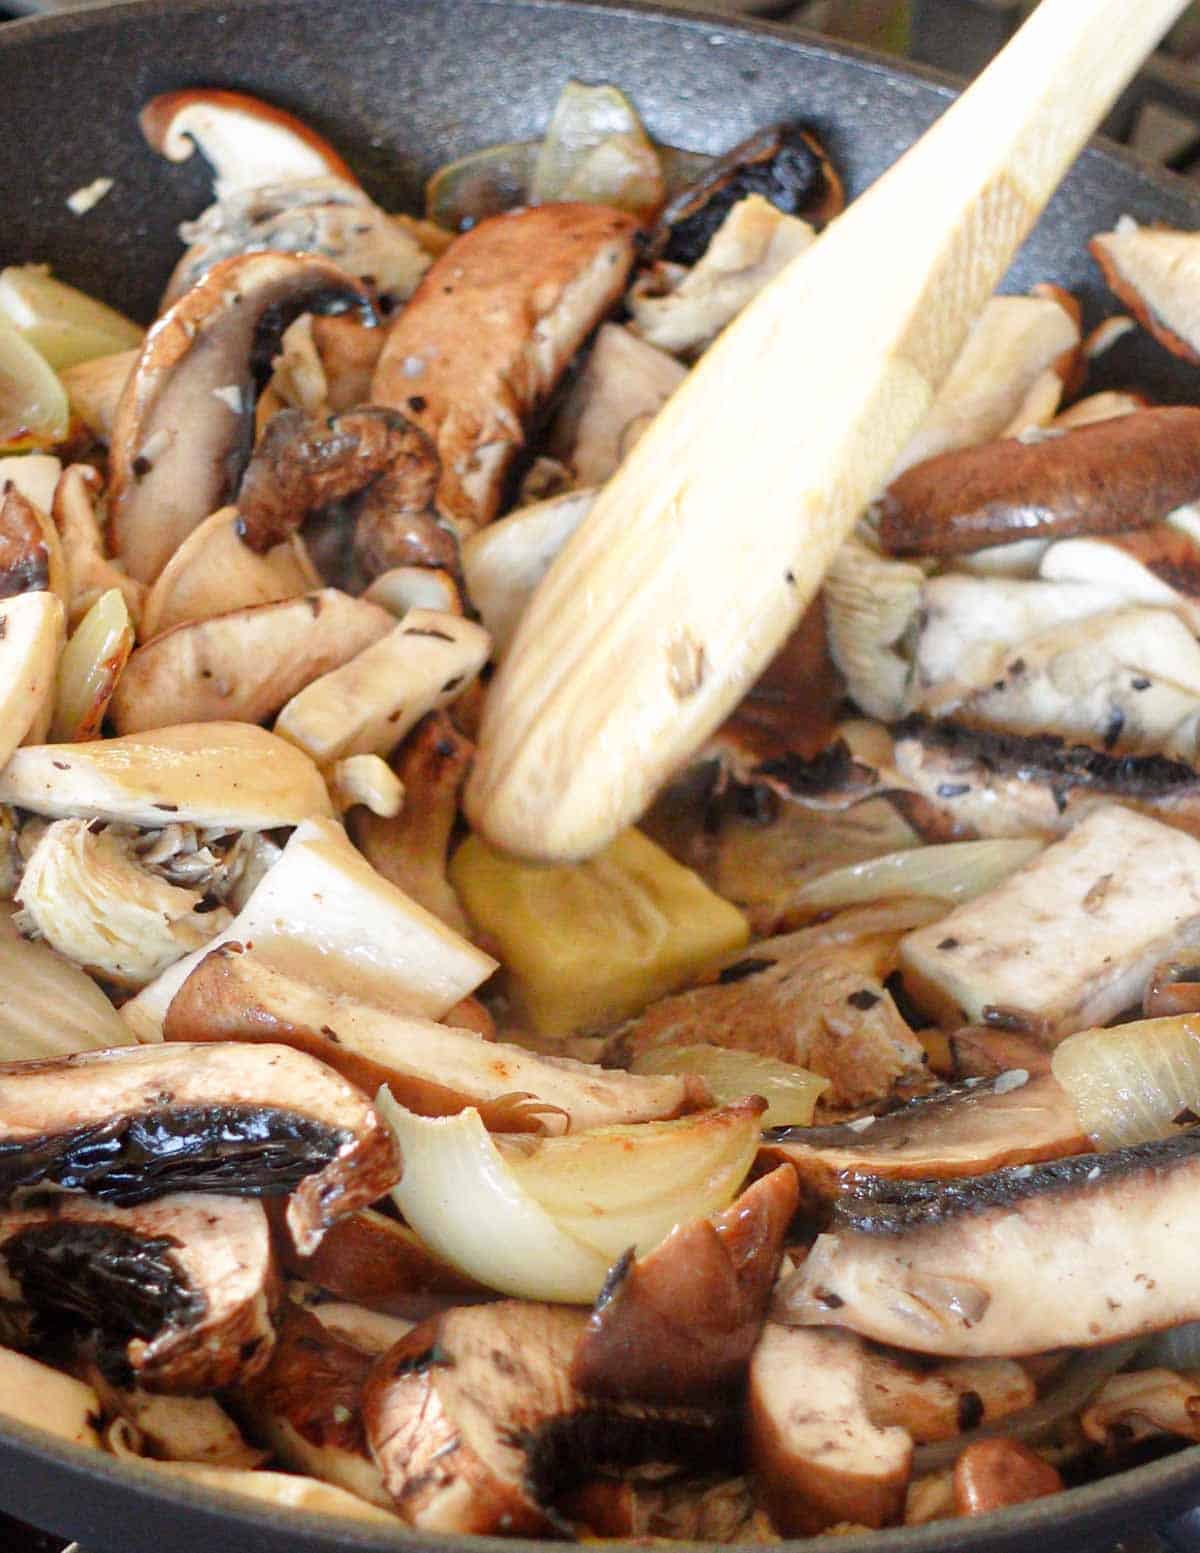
left=0, top=590, right=63, bottom=767
left=372, top=203, right=638, bottom=530
left=864, top=1353, right=1035, bottom=1445
left=295, top=1293, right=415, bottom=1355
left=571, top=1164, right=798, bottom=1403
left=1080, top=1368, right=1200, bottom=1448
left=774, top=1127, right=1200, bottom=1356
left=51, top=465, right=145, bottom=630
left=0, top=481, right=65, bottom=605
left=1039, top=527, right=1200, bottom=633
left=0, top=453, right=59, bottom=514
left=164, top=943, right=706, bottom=1132
left=16, top=817, right=232, bottom=988
left=1091, top=218, right=1200, bottom=365
left=549, top=323, right=686, bottom=485
left=0, top=1345, right=102, bottom=1447
left=879, top=408, right=1200, bottom=557
left=0, top=1192, right=276, bottom=1393
left=309, top=313, right=388, bottom=413
left=275, top=609, right=489, bottom=766
left=0, top=1041, right=400, bottom=1255
left=108, top=253, right=372, bottom=583
left=328, top=753, right=404, bottom=818
left=629, top=195, right=814, bottom=359
left=823, top=541, right=923, bottom=722
left=109, top=589, right=393, bottom=733
left=1053, top=388, right=1145, bottom=431
left=362, top=565, right=461, bottom=619
left=87, top=1367, right=264, bottom=1466
left=58, top=349, right=138, bottom=443
left=952, top=1439, right=1063, bottom=1517
left=135, top=1460, right=400, bottom=1523
left=562, top=1474, right=778, bottom=1542
left=279, top=1205, right=482, bottom=1301
left=746, top=1324, right=911, bottom=1535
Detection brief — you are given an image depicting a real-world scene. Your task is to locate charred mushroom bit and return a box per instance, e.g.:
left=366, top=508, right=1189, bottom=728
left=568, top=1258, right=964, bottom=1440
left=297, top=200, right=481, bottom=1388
left=12, top=73, right=1200, bottom=1542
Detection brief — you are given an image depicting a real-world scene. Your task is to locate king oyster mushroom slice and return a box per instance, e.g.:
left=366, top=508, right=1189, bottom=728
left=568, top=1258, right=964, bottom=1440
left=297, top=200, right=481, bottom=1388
left=0, top=1042, right=400, bottom=1255
left=51, top=465, right=145, bottom=631
left=123, top=814, right=496, bottom=1041
left=164, top=945, right=706, bottom=1133
left=328, top=754, right=403, bottom=819
left=0, top=1192, right=276, bottom=1393
left=363, top=1300, right=729, bottom=1536
left=549, top=323, right=686, bottom=486
left=0, top=722, right=331, bottom=829
left=108, top=252, right=373, bottom=584
left=1090, top=218, right=1200, bottom=365
left=0, top=1345, right=102, bottom=1447
left=274, top=609, right=490, bottom=766
left=0, top=591, right=63, bottom=767
left=760, top=1068, right=1089, bottom=1211
left=571, top=1165, right=798, bottom=1405
left=372, top=203, right=639, bottom=532
left=15, top=817, right=233, bottom=988
left=109, top=589, right=393, bottom=734
left=900, top=805, right=1200, bottom=1037
left=879, top=408, right=1200, bottom=557
left=628, top=195, right=814, bottom=360
left=775, top=1127, right=1200, bottom=1357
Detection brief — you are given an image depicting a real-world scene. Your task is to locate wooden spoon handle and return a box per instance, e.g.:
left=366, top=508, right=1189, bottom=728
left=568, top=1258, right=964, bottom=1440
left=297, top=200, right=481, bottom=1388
left=467, top=0, right=1190, bottom=861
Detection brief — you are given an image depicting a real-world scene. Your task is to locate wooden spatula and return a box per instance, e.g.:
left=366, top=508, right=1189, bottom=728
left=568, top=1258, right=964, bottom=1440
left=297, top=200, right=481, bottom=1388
left=466, top=0, right=1191, bottom=861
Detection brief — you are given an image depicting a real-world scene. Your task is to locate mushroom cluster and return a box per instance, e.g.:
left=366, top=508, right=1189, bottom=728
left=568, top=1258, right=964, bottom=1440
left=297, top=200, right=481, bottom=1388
left=5, top=74, right=1200, bottom=1542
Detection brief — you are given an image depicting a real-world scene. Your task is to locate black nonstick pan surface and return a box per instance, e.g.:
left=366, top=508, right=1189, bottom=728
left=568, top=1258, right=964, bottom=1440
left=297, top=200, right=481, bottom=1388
left=3, top=0, right=1200, bottom=1548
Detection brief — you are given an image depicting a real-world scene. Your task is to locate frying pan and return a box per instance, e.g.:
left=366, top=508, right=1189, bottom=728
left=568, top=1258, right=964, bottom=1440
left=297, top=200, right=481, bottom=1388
left=1, top=0, right=1200, bottom=1547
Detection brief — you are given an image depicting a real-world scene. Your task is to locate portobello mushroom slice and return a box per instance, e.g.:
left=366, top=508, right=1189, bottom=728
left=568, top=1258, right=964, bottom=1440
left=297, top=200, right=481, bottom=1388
left=363, top=1300, right=729, bottom=1534
left=774, top=1127, right=1200, bottom=1356
left=108, top=252, right=373, bottom=583
left=0, top=1191, right=275, bottom=1392
left=0, top=1041, right=400, bottom=1254
left=760, top=1069, right=1089, bottom=1212
left=878, top=408, right=1200, bottom=557
left=371, top=203, right=638, bottom=531
left=571, top=1164, right=798, bottom=1404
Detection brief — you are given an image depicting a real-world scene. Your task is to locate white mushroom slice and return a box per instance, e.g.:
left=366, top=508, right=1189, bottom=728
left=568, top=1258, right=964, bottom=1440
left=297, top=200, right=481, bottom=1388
left=997, top=366, right=1063, bottom=439
left=550, top=323, right=686, bottom=485
left=0, top=454, right=59, bottom=513
left=1091, top=218, right=1200, bottom=364
left=823, top=540, right=923, bottom=721
left=16, top=817, right=232, bottom=987
left=328, top=754, right=404, bottom=818
left=951, top=537, right=1052, bottom=579
left=110, top=589, right=393, bottom=734
left=747, top=1324, right=912, bottom=1535
left=51, top=465, right=144, bottom=630
left=300, top=1298, right=415, bottom=1356
left=122, top=814, right=497, bottom=1040
left=0, top=722, right=332, bottom=829
left=1039, top=528, right=1200, bottom=632
left=274, top=609, right=490, bottom=765
left=362, top=565, right=461, bottom=619
left=889, top=292, right=1081, bottom=477
left=88, top=1373, right=264, bottom=1468
left=59, top=348, right=137, bottom=442
left=372, top=204, right=638, bottom=530
left=461, top=488, right=596, bottom=655
left=862, top=1354, right=1035, bottom=1444
left=137, top=1461, right=400, bottom=1524
left=1081, top=1369, right=1200, bottom=1447
left=140, top=88, right=358, bottom=201
left=1053, top=390, right=1144, bottom=431
left=0, top=591, right=63, bottom=766
left=900, top=805, right=1200, bottom=1037
left=108, top=252, right=371, bottom=583
left=0, top=1345, right=101, bottom=1449
left=629, top=195, right=814, bottom=359
left=140, top=506, right=315, bottom=638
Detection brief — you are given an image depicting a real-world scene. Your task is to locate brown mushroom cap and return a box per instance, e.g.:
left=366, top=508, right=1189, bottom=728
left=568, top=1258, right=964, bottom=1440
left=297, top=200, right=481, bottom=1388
left=278, top=1205, right=483, bottom=1300
left=1090, top=221, right=1200, bottom=366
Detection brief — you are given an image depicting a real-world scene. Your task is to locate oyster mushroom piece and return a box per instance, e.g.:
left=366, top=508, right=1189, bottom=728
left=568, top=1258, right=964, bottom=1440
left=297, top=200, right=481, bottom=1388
left=0, top=590, right=63, bottom=767
left=109, top=589, right=394, bottom=733
left=571, top=1164, right=798, bottom=1404
left=1090, top=219, right=1200, bottom=364
left=629, top=195, right=815, bottom=360
left=823, top=541, right=923, bottom=722
left=51, top=465, right=145, bottom=631
left=87, top=1368, right=264, bottom=1466
left=0, top=722, right=331, bottom=829
left=372, top=203, right=639, bottom=531
left=16, top=817, right=232, bottom=988
left=550, top=323, right=686, bottom=485
left=1038, top=526, right=1200, bottom=633
left=0, top=1041, right=400, bottom=1255
left=108, top=252, right=373, bottom=583
left=0, top=1192, right=276, bottom=1393
left=900, top=805, right=1200, bottom=1037
left=774, top=1127, right=1200, bottom=1357
left=274, top=610, right=490, bottom=766
left=879, top=408, right=1200, bottom=557
left=747, top=1324, right=911, bottom=1535
left=0, top=1345, right=103, bottom=1447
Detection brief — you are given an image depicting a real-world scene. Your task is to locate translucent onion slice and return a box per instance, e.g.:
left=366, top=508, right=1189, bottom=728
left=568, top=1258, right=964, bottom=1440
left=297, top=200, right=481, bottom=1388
left=0, top=909, right=134, bottom=1058
left=530, top=82, right=665, bottom=221
left=505, top=1098, right=763, bottom=1262
left=0, top=316, right=68, bottom=449
left=630, top=1044, right=829, bottom=1127
left=378, top=1092, right=612, bottom=1302
left=1051, top=1015, right=1200, bottom=1149
left=785, top=838, right=1044, bottom=919
left=0, top=265, right=143, bottom=370
left=51, top=586, right=133, bottom=742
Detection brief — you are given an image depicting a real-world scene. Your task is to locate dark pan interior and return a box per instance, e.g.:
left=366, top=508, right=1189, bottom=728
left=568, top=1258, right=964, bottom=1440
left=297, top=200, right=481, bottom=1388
left=3, top=0, right=1200, bottom=1548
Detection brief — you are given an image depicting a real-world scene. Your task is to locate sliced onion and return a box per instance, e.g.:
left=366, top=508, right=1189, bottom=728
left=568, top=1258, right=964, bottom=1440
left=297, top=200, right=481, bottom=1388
left=51, top=586, right=133, bottom=742
left=630, top=1044, right=829, bottom=1127
left=0, top=316, right=68, bottom=449
left=378, top=1092, right=612, bottom=1302
left=1051, top=1015, right=1200, bottom=1149
left=0, top=909, right=134, bottom=1058
left=530, top=81, right=664, bottom=219
left=0, top=265, right=143, bottom=370
left=505, top=1099, right=762, bottom=1262
left=785, top=838, right=1044, bottom=919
